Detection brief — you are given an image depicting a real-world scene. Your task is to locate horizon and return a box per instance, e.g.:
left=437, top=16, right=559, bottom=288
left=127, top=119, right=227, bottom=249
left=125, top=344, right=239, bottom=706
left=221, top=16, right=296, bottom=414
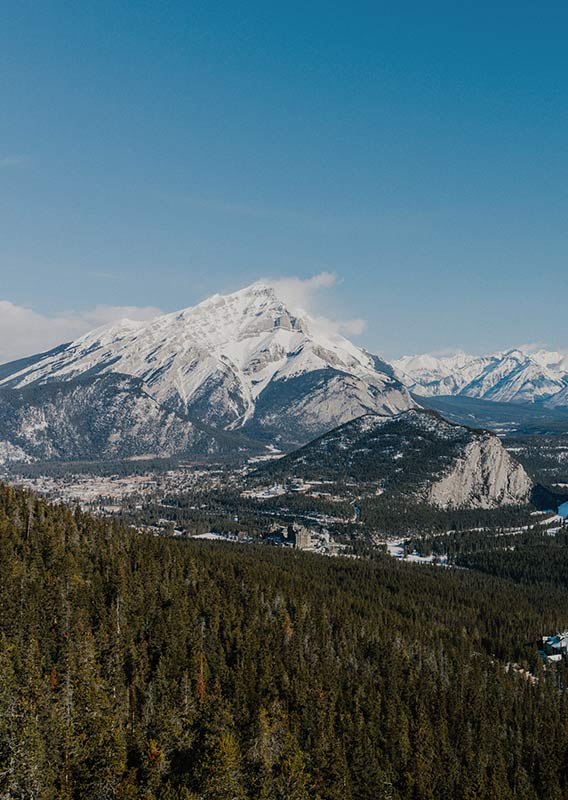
left=0, top=275, right=566, bottom=366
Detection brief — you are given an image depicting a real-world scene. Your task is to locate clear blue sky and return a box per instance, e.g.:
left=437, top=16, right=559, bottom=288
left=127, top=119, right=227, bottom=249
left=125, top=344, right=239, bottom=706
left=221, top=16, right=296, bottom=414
left=1, top=1, right=567, bottom=359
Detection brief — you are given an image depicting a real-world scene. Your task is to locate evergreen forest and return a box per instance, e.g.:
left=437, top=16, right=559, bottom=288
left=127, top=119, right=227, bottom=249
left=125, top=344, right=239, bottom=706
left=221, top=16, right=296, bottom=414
left=2, top=484, right=568, bottom=799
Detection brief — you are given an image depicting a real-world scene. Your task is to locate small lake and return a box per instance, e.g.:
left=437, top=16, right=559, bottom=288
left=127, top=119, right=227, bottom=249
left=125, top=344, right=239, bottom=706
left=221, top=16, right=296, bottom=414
left=559, top=502, right=568, bottom=519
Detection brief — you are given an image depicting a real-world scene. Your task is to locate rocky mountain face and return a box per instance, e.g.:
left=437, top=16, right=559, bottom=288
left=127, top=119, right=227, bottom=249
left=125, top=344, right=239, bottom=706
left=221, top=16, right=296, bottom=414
left=260, top=409, right=533, bottom=510
left=426, top=434, right=533, bottom=509
left=393, top=349, right=568, bottom=406
left=0, top=374, right=254, bottom=464
left=0, top=283, right=414, bottom=452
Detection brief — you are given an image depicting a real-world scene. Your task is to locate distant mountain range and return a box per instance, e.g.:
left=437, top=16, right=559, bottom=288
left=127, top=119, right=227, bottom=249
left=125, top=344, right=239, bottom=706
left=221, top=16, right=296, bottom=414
left=393, top=349, right=568, bottom=406
left=0, top=283, right=414, bottom=462
left=258, top=408, right=534, bottom=510
left=0, top=282, right=566, bottom=473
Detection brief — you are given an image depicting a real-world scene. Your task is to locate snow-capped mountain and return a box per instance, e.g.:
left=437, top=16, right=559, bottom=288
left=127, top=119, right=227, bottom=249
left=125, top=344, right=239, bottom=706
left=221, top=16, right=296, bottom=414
left=0, top=283, right=414, bottom=447
left=0, top=374, right=254, bottom=464
left=545, top=384, right=568, bottom=409
left=531, top=349, right=568, bottom=374
left=393, top=349, right=568, bottom=406
left=259, top=409, right=533, bottom=510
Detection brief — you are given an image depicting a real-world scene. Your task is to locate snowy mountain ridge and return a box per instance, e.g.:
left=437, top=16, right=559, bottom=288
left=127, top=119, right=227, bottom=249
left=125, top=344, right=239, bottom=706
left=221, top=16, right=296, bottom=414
left=0, top=282, right=415, bottom=446
left=393, top=348, right=568, bottom=406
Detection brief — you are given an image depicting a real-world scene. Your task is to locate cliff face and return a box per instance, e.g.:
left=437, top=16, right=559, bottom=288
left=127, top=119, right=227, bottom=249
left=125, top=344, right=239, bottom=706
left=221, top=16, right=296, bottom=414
left=258, top=409, right=534, bottom=511
left=428, top=434, right=533, bottom=509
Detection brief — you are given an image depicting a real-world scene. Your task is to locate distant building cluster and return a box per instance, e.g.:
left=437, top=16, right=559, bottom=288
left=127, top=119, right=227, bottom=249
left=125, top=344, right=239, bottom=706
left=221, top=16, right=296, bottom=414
left=292, top=524, right=312, bottom=550
left=265, top=523, right=313, bottom=549
left=264, top=522, right=342, bottom=555
left=540, top=631, right=568, bottom=663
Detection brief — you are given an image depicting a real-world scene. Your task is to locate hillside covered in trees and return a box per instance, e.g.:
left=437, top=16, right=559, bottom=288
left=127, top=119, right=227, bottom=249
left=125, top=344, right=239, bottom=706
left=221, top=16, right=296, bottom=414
left=3, top=484, right=568, bottom=798
left=257, top=409, right=534, bottom=513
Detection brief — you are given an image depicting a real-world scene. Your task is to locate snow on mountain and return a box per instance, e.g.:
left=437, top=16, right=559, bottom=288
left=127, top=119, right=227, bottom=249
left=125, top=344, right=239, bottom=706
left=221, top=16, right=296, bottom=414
left=258, top=409, right=533, bottom=510
left=393, top=349, right=568, bottom=406
left=393, top=352, right=493, bottom=396
left=0, top=374, right=248, bottom=463
left=0, top=283, right=415, bottom=445
left=531, top=349, right=568, bottom=374
left=545, top=384, right=568, bottom=409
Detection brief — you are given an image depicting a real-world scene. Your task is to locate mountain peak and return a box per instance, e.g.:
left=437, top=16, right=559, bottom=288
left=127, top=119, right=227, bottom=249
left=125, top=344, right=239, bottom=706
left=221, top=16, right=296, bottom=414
left=0, top=282, right=415, bottom=445
left=500, top=348, right=529, bottom=361
left=196, top=280, right=279, bottom=307
left=393, top=347, right=568, bottom=405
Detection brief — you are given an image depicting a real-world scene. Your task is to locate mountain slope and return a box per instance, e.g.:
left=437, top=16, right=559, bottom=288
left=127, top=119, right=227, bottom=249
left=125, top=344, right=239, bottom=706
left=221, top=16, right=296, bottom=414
left=394, top=349, right=568, bottom=405
left=0, top=343, right=70, bottom=383
left=261, top=409, right=533, bottom=509
left=5, top=484, right=568, bottom=799
left=0, top=283, right=414, bottom=445
left=0, top=374, right=255, bottom=464
left=418, top=393, right=568, bottom=435
left=545, top=384, right=568, bottom=409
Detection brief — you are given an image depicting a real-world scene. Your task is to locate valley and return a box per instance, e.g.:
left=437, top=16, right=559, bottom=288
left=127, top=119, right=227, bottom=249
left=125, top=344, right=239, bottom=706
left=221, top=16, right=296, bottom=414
left=3, top=407, right=566, bottom=556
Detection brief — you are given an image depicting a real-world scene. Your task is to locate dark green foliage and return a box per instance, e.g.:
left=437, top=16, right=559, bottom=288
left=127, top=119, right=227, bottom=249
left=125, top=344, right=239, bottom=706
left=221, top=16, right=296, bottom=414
left=3, top=484, right=568, bottom=798
left=503, top=434, right=568, bottom=489
left=455, top=527, right=568, bottom=590
left=260, top=409, right=479, bottom=489
left=359, top=496, right=535, bottom=535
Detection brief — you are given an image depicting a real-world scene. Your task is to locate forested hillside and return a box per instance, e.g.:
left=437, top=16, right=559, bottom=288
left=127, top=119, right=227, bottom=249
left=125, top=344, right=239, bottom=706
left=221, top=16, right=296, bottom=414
left=258, top=410, right=533, bottom=512
left=3, top=484, right=568, bottom=799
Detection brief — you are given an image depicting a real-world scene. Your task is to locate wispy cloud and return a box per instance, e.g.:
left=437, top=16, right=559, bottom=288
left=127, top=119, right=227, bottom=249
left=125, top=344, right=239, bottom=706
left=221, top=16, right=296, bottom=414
left=265, top=272, right=366, bottom=337
left=0, top=272, right=367, bottom=364
left=514, top=342, right=549, bottom=355
left=428, top=348, right=468, bottom=357
left=0, top=301, right=162, bottom=363
left=267, top=272, right=336, bottom=311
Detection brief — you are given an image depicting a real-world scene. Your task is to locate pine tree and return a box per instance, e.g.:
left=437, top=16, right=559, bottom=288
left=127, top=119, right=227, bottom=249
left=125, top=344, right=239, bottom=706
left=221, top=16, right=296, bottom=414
left=201, top=732, right=247, bottom=800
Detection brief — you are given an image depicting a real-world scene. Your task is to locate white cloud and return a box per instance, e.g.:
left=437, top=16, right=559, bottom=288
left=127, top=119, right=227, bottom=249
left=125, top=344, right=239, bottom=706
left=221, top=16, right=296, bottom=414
left=267, top=271, right=336, bottom=311
left=338, top=317, right=366, bottom=335
left=0, top=272, right=367, bottom=365
left=0, top=301, right=162, bottom=364
left=429, top=348, right=468, bottom=357
left=514, top=342, right=549, bottom=355
left=310, top=314, right=367, bottom=338
left=265, top=272, right=366, bottom=338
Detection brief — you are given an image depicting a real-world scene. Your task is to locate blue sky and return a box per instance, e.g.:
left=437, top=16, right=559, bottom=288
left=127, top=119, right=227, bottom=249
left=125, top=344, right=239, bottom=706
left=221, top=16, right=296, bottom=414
left=1, top=1, right=567, bottom=362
